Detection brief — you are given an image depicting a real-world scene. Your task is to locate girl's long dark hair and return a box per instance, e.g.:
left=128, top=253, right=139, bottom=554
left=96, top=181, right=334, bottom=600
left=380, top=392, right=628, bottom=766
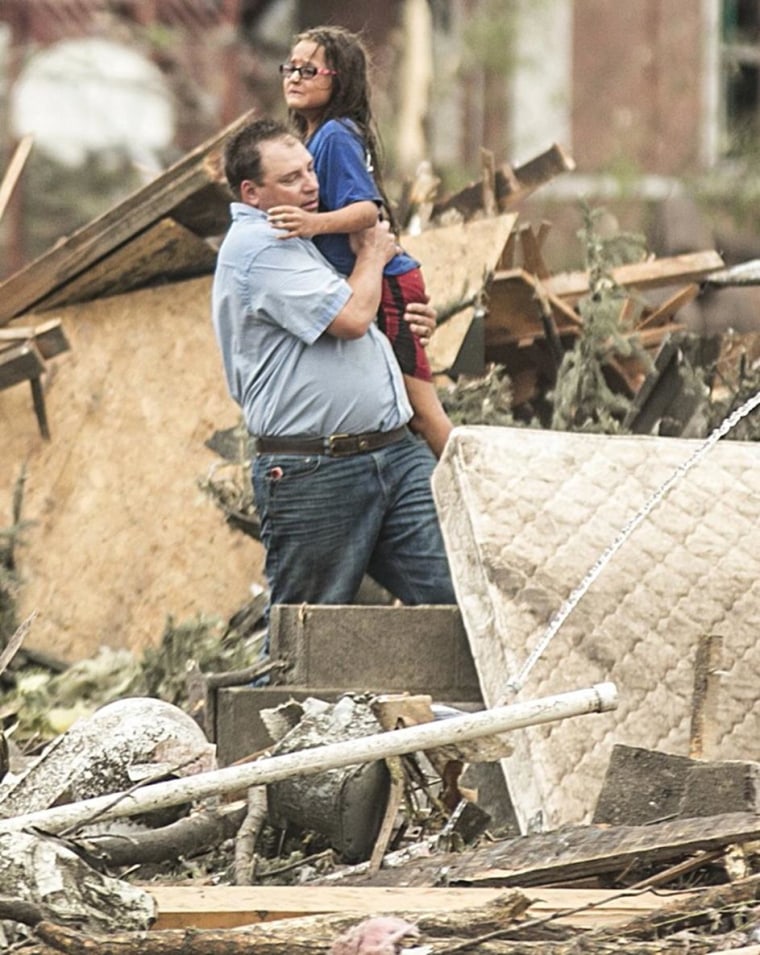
left=287, top=25, right=398, bottom=231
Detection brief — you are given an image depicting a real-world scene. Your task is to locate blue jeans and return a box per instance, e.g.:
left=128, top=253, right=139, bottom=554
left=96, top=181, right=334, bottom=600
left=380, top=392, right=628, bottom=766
left=252, top=431, right=456, bottom=608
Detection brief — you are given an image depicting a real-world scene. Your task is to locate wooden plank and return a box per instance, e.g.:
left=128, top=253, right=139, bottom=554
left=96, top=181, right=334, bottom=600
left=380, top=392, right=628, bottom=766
left=541, top=251, right=724, bottom=302
left=501, top=142, right=576, bottom=209
left=146, top=884, right=689, bottom=931
left=0, top=342, right=45, bottom=391
left=35, top=218, right=218, bottom=310
left=0, top=134, right=33, bottom=223
left=442, top=811, right=760, bottom=888
left=0, top=318, right=70, bottom=359
left=485, top=268, right=582, bottom=347
left=635, top=283, right=699, bottom=331
left=431, top=143, right=575, bottom=221
left=317, top=814, right=760, bottom=891
left=689, top=633, right=724, bottom=760
left=0, top=109, right=255, bottom=326
left=509, top=142, right=576, bottom=192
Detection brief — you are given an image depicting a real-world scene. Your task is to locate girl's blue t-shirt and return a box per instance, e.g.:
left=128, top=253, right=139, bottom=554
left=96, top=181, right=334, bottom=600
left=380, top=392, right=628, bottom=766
left=306, top=118, right=418, bottom=278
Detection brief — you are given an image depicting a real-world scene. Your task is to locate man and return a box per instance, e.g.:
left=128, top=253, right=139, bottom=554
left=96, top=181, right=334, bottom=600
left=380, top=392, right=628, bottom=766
left=212, top=118, right=455, bottom=609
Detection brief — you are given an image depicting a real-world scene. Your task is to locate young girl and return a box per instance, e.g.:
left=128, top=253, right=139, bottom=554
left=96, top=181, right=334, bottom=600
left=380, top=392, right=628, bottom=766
left=268, top=25, right=453, bottom=458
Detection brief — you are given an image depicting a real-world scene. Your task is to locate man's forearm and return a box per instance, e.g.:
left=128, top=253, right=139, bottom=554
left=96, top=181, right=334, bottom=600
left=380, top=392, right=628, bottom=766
left=326, top=248, right=386, bottom=340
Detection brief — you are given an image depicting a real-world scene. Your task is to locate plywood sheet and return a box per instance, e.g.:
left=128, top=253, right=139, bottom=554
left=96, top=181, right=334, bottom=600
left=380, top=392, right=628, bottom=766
left=432, top=426, right=760, bottom=831
left=402, top=214, right=517, bottom=373
left=0, top=276, right=264, bottom=662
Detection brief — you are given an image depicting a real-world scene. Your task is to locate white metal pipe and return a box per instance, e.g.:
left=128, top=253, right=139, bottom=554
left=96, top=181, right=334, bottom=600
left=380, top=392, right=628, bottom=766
left=0, top=682, right=617, bottom=834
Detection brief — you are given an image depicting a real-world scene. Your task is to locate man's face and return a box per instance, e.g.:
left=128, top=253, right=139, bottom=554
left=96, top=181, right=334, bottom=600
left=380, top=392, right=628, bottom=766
left=242, top=136, right=319, bottom=213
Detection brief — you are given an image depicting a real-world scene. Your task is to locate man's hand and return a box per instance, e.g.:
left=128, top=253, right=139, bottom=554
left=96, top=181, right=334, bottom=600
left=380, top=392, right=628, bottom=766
left=404, top=300, right=437, bottom=345
left=350, top=219, right=397, bottom=265
left=268, top=205, right=318, bottom=239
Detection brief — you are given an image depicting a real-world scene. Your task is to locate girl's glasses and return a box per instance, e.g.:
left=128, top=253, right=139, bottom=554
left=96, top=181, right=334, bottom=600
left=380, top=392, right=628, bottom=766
left=279, top=63, right=337, bottom=80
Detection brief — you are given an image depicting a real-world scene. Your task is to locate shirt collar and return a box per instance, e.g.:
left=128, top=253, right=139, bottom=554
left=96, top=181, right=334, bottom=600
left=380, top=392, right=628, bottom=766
left=230, top=201, right=265, bottom=222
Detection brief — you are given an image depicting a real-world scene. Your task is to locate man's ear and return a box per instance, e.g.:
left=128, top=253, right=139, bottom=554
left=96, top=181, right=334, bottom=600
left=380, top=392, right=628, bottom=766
left=240, top=180, right=260, bottom=207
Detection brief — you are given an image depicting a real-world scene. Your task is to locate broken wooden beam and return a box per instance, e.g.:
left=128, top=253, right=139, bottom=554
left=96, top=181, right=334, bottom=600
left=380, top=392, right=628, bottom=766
left=0, top=317, right=70, bottom=359
left=0, top=341, right=49, bottom=439
left=35, top=218, right=218, bottom=311
left=0, top=109, right=255, bottom=326
left=502, top=142, right=576, bottom=208
left=432, top=811, right=760, bottom=888
left=542, top=250, right=725, bottom=303
left=431, top=142, right=575, bottom=221
left=146, top=884, right=691, bottom=931
left=0, top=683, right=618, bottom=836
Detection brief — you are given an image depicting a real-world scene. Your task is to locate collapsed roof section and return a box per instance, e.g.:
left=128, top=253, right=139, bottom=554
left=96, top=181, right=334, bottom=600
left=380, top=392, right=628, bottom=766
left=0, top=109, right=256, bottom=327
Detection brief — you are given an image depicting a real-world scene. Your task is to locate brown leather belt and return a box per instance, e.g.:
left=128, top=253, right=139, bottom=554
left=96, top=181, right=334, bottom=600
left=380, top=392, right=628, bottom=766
left=255, top=425, right=408, bottom=457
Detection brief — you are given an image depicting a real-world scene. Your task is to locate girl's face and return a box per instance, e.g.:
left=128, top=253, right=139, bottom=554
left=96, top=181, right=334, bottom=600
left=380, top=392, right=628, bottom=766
left=282, top=40, right=334, bottom=129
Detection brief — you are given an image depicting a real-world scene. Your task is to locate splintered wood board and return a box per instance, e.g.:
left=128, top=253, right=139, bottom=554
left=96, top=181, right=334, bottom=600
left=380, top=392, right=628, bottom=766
left=0, top=109, right=254, bottom=325
left=147, top=884, right=688, bottom=931
left=37, top=219, right=217, bottom=309
left=444, top=812, right=760, bottom=887
left=543, top=250, right=725, bottom=303
left=402, top=213, right=517, bottom=373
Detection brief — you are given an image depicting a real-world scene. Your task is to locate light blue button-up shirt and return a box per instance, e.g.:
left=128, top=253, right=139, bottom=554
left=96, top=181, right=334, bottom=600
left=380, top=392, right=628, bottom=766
left=211, top=203, right=412, bottom=438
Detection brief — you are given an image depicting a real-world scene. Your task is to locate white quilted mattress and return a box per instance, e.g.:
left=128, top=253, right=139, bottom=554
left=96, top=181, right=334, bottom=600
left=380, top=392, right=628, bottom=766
left=432, top=426, right=760, bottom=832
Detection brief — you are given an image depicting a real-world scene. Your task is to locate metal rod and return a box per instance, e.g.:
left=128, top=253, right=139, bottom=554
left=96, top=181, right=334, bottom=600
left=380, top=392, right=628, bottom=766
left=0, top=682, right=618, bottom=835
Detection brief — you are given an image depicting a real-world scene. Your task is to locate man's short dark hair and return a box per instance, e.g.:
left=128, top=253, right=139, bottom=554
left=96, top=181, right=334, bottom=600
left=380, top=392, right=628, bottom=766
left=223, top=118, right=293, bottom=197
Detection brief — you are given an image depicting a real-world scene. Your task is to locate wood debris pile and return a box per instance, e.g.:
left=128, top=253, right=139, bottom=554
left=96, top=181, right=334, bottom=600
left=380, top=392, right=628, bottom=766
left=1, top=648, right=760, bottom=952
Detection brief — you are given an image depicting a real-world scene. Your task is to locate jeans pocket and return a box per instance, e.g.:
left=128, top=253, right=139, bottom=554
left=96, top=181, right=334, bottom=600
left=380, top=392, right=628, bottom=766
left=253, top=454, right=321, bottom=520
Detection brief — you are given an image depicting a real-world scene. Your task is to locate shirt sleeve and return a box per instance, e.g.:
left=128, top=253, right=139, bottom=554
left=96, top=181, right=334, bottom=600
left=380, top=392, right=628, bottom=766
left=311, top=120, right=382, bottom=213
left=249, top=239, right=352, bottom=346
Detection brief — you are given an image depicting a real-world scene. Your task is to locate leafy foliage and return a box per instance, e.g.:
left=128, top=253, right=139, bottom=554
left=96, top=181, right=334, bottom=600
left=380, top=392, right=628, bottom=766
left=550, top=204, right=650, bottom=432
left=439, top=364, right=516, bottom=427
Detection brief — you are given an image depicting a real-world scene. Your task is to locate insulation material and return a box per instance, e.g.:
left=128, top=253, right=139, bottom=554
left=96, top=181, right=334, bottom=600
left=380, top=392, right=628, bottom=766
left=432, top=426, right=760, bottom=832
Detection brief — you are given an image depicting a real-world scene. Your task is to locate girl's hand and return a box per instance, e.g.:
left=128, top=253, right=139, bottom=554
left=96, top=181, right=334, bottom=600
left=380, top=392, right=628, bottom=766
left=404, top=300, right=437, bottom=345
left=267, top=205, right=318, bottom=239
